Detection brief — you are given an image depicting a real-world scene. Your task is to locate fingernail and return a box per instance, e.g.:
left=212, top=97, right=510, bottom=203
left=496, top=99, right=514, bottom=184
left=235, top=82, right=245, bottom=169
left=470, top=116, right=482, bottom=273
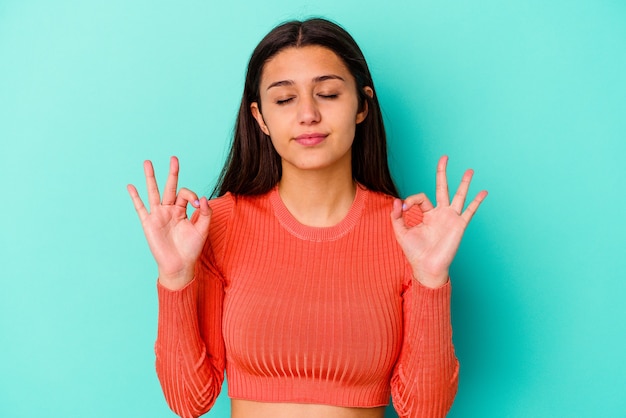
left=193, top=199, right=200, bottom=206
left=402, top=203, right=408, bottom=211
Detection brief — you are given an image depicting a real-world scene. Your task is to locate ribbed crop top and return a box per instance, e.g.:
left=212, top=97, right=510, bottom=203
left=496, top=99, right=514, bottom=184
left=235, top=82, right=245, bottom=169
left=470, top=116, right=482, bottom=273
left=155, top=185, right=459, bottom=418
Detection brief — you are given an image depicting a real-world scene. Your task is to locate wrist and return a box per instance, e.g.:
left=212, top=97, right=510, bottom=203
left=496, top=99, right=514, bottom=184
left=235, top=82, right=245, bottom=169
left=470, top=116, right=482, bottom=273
left=158, top=269, right=194, bottom=291
left=413, top=270, right=449, bottom=289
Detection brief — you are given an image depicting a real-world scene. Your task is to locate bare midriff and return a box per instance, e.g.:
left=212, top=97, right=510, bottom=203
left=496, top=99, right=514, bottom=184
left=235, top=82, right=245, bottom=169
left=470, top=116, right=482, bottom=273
left=231, top=399, right=386, bottom=418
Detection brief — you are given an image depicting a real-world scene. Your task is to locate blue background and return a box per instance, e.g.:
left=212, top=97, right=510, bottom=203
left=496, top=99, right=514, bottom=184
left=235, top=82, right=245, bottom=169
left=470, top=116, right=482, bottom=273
left=1, top=0, right=624, bottom=416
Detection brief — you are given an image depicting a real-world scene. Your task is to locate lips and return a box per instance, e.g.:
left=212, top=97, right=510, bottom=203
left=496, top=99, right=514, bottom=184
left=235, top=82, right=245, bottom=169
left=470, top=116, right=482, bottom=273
left=294, top=133, right=328, bottom=146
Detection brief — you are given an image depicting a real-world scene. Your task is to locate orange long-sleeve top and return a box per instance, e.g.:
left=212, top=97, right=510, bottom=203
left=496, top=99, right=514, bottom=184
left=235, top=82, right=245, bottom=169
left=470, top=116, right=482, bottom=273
left=155, top=185, right=459, bottom=418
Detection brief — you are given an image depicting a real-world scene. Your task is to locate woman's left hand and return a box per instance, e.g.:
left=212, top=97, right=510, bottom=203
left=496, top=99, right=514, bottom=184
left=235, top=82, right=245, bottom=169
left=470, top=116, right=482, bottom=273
left=391, top=155, right=488, bottom=288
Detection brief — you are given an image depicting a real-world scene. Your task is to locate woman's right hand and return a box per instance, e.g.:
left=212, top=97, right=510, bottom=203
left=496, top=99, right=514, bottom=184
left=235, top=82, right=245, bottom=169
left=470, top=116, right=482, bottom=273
left=127, top=156, right=212, bottom=290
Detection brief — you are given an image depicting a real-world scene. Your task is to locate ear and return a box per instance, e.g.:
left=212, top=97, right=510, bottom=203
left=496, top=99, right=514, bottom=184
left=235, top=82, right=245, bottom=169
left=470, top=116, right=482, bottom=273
left=250, top=102, right=270, bottom=135
left=356, top=86, right=374, bottom=124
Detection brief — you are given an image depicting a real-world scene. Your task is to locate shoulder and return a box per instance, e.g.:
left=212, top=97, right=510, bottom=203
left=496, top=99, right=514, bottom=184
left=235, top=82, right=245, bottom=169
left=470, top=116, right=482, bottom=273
left=362, top=186, right=424, bottom=227
left=362, top=186, right=394, bottom=207
left=208, top=192, right=236, bottom=223
left=207, top=191, right=273, bottom=235
left=212, top=191, right=272, bottom=219
left=359, top=187, right=394, bottom=226
left=188, top=193, right=235, bottom=228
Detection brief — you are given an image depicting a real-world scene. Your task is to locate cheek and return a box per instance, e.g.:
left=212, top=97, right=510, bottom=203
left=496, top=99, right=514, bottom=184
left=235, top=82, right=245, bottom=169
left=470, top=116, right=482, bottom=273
left=266, top=131, right=288, bottom=156
left=339, top=106, right=361, bottom=136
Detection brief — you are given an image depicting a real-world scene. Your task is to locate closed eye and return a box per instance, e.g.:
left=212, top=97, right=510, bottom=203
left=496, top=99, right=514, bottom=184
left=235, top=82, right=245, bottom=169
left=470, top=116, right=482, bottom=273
left=276, top=98, right=294, bottom=105
left=318, top=94, right=338, bottom=99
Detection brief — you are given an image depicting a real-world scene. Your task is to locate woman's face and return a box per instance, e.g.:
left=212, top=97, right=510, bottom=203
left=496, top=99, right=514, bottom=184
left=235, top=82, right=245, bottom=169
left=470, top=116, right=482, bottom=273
left=251, top=45, right=370, bottom=175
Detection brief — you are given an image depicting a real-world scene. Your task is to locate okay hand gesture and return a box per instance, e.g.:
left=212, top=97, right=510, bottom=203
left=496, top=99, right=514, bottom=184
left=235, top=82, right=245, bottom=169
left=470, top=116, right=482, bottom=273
left=127, top=156, right=211, bottom=290
left=391, top=156, right=487, bottom=288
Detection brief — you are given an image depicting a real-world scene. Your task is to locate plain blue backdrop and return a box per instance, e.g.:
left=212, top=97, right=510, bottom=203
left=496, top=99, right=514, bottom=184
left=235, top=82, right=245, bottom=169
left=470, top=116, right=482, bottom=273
left=1, top=0, right=625, bottom=416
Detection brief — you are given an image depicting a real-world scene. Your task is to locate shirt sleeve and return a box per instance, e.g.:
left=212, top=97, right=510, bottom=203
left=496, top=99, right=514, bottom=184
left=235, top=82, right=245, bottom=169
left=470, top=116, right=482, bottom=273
left=154, top=195, right=234, bottom=418
left=390, top=277, right=459, bottom=418
left=390, top=205, right=459, bottom=417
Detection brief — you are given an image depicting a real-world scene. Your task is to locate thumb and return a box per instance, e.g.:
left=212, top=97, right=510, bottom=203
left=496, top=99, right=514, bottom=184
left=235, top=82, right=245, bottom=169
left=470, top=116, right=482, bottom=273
left=390, top=198, right=408, bottom=238
left=192, top=197, right=212, bottom=239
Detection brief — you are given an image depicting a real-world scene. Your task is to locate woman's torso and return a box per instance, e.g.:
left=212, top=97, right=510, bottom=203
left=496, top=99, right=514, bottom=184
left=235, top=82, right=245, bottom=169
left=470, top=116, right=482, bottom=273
left=231, top=399, right=386, bottom=418
left=205, top=187, right=421, bottom=408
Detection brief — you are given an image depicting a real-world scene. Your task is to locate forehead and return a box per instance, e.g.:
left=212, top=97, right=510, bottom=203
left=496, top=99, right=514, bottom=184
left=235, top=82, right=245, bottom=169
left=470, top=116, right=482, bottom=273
left=260, top=45, right=354, bottom=88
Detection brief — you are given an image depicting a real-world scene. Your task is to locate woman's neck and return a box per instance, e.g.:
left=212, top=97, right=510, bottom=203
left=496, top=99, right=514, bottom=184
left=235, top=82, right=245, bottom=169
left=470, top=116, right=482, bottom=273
left=278, top=166, right=356, bottom=228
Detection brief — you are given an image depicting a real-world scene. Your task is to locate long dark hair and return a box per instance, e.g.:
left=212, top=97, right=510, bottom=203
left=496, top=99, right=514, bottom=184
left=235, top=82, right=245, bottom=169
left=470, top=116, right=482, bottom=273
left=213, top=18, right=399, bottom=198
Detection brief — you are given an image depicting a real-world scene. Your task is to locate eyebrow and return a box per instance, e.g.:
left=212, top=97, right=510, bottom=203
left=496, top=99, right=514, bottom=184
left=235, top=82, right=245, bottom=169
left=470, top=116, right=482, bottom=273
left=266, top=74, right=346, bottom=91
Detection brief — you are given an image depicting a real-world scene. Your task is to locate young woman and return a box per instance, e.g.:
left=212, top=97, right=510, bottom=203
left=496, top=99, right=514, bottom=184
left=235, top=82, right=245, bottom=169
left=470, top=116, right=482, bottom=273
left=127, top=18, right=487, bottom=418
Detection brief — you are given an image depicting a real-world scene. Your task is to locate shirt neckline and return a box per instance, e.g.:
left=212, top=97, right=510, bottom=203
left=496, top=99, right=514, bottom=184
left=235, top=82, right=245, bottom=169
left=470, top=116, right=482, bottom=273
left=269, top=184, right=367, bottom=241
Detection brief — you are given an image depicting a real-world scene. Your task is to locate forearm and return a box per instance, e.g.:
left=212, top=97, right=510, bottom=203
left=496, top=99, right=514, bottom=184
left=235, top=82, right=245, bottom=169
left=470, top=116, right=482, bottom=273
left=391, top=279, right=459, bottom=418
left=155, top=279, right=224, bottom=418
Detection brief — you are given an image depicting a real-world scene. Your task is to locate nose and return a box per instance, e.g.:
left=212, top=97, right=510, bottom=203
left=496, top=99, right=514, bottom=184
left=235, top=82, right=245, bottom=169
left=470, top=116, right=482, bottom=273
left=297, top=95, right=321, bottom=125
